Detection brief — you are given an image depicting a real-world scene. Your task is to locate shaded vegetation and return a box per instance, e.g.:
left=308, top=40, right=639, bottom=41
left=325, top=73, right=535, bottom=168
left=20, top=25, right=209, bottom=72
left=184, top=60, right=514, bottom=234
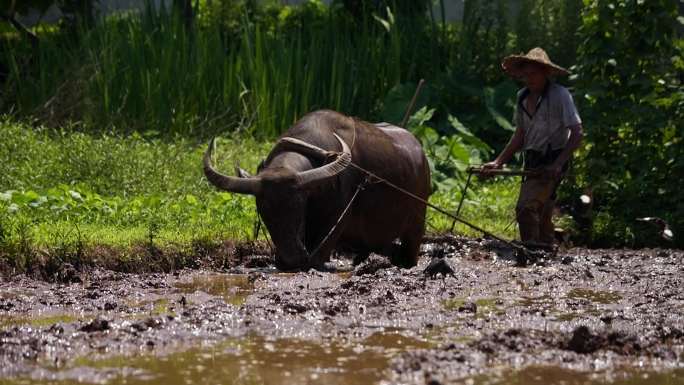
left=571, top=0, right=683, bottom=248
left=1, top=0, right=584, bottom=144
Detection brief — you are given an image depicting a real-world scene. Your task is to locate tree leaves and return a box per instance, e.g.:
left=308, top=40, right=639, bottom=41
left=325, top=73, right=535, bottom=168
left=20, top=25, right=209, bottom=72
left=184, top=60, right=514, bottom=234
left=408, top=107, right=491, bottom=192
left=573, top=0, right=683, bottom=247
left=482, top=82, right=517, bottom=132
left=381, top=82, right=431, bottom=126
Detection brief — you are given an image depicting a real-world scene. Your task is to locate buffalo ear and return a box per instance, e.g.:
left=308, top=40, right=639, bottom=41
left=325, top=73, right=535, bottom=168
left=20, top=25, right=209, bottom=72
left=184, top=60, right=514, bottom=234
left=234, top=162, right=252, bottom=178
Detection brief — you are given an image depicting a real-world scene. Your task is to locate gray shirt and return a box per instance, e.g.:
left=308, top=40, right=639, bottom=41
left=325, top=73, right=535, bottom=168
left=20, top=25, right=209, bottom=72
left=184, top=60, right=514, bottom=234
left=513, top=82, right=582, bottom=152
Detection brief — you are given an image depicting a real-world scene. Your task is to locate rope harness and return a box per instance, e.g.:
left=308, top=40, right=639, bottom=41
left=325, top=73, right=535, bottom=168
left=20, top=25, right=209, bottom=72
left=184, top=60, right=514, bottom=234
left=345, top=161, right=515, bottom=247
left=308, top=176, right=371, bottom=260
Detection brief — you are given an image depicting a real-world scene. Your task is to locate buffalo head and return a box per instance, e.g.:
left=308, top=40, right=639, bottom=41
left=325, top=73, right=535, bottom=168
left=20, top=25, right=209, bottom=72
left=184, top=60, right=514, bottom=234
left=203, top=134, right=351, bottom=270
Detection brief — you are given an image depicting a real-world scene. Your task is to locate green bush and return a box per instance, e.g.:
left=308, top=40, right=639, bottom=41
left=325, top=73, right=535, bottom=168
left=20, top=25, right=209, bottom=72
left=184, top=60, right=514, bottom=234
left=407, top=106, right=491, bottom=192
left=572, top=0, right=683, bottom=248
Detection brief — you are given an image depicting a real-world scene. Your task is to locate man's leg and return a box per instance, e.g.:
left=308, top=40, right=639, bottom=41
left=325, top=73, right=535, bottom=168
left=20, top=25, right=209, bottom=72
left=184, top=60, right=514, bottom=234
left=516, top=177, right=556, bottom=244
left=539, top=198, right=556, bottom=245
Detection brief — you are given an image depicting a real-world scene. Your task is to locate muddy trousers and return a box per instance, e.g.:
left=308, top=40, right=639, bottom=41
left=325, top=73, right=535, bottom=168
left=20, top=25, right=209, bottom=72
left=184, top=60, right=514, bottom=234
left=515, top=176, right=559, bottom=245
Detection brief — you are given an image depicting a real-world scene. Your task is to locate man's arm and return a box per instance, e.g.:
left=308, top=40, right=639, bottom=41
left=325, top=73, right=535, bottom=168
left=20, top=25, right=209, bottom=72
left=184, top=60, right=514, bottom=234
left=482, top=125, right=525, bottom=172
left=548, top=124, right=583, bottom=177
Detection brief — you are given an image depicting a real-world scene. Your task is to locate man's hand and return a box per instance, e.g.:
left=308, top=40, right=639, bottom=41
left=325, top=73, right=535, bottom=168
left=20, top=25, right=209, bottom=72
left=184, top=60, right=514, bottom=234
left=480, top=160, right=503, bottom=178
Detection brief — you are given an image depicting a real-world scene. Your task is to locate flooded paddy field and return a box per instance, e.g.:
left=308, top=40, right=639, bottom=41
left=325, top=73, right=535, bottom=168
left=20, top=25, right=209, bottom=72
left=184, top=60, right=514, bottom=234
left=0, top=237, right=682, bottom=384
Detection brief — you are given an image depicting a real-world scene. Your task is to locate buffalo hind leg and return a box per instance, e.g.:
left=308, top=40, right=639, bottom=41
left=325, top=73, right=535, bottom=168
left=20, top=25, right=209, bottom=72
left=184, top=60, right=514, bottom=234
left=392, top=227, right=422, bottom=268
left=392, top=211, right=426, bottom=268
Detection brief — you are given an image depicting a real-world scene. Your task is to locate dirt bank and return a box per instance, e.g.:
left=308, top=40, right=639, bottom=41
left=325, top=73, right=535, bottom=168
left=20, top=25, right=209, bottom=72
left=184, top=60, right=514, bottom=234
left=0, top=237, right=682, bottom=384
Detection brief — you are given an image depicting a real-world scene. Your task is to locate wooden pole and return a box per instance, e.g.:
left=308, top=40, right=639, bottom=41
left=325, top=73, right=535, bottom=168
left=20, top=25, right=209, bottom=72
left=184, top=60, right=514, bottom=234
left=400, top=79, right=426, bottom=128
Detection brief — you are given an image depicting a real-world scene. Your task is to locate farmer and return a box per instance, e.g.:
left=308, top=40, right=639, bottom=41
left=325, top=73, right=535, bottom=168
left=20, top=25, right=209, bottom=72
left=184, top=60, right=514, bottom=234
left=481, top=48, right=583, bottom=247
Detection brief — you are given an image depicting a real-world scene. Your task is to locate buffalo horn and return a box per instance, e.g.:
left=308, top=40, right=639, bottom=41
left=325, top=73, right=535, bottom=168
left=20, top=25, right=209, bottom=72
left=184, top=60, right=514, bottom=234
left=277, top=136, right=330, bottom=161
left=203, top=138, right=262, bottom=195
left=295, top=133, right=351, bottom=188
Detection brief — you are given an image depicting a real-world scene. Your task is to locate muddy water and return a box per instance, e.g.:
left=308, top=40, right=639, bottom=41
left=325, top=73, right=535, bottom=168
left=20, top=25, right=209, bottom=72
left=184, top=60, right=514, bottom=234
left=12, top=340, right=682, bottom=385
left=1, top=240, right=683, bottom=384
left=174, top=273, right=254, bottom=306
left=472, top=366, right=684, bottom=385
left=58, top=337, right=394, bottom=385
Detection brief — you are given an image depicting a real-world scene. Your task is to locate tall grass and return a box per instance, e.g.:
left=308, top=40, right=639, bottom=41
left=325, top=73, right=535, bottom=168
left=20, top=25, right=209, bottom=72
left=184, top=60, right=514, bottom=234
left=2, top=0, right=583, bottom=141
left=2, top=3, right=434, bottom=137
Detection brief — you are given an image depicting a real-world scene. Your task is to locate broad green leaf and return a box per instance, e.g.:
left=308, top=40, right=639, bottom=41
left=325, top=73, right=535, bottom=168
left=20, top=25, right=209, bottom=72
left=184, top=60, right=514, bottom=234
left=372, top=14, right=391, bottom=32
left=483, top=85, right=516, bottom=132
left=448, top=115, right=492, bottom=152
left=381, top=84, right=431, bottom=126
left=13, top=191, right=39, bottom=205
left=411, top=118, right=440, bottom=147
left=408, top=106, right=435, bottom=130
left=29, top=196, right=48, bottom=208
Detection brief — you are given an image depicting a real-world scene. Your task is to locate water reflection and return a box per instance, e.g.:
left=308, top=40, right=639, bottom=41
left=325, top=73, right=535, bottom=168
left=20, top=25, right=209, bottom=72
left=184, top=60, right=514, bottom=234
left=174, top=274, right=254, bottom=306
left=23, top=336, right=391, bottom=385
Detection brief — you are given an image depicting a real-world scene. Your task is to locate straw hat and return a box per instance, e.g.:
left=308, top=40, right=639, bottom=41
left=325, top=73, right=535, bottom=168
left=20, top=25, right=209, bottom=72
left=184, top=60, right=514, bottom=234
left=502, top=47, right=570, bottom=78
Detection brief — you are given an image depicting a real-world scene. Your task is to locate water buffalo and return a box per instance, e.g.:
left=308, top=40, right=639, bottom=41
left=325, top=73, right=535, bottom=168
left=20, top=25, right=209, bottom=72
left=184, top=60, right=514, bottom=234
left=203, top=109, right=430, bottom=271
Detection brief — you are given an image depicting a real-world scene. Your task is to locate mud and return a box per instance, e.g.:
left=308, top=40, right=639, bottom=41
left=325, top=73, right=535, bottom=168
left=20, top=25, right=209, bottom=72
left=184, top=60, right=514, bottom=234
left=0, top=237, right=682, bottom=384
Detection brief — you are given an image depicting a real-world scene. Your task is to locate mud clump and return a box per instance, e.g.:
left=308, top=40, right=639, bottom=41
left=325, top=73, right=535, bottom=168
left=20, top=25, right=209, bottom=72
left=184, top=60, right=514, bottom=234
left=53, top=263, right=82, bottom=284
left=80, top=318, right=110, bottom=333
left=283, top=302, right=309, bottom=314
left=457, top=301, right=477, bottom=313
left=243, top=255, right=274, bottom=268
left=566, top=326, right=602, bottom=354
left=353, top=254, right=392, bottom=276
left=423, top=258, right=455, bottom=277
left=565, top=326, right=644, bottom=355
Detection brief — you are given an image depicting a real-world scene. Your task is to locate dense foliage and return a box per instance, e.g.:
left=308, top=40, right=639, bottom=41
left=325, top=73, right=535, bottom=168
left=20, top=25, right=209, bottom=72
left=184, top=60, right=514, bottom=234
left=570, top=0, right=684, bottom=248
left=1, top=1, right=582, bottom=141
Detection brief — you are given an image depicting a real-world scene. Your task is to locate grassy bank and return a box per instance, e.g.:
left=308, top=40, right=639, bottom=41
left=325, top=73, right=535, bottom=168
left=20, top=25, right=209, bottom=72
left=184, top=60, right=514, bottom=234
left=0, top=119, right=518, bottom=276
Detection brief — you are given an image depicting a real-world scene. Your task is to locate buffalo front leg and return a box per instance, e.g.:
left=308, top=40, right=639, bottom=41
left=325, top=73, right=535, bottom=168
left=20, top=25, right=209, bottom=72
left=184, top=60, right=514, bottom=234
left=305, top=206, right=351, bottom=270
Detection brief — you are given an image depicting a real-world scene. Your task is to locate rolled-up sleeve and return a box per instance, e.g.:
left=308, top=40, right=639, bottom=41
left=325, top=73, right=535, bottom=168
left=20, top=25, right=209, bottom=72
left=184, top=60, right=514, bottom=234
left=513, top=89, right=525, bottom=129
left=560, top=88, right=582, bottom=127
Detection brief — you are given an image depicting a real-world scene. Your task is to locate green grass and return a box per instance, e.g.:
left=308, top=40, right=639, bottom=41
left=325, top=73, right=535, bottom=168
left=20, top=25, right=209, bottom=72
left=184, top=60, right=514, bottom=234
left=428, top=179, right=518, bottom=239
left=0, top=118, right=518, bottom=272
left=0, top=118, right=265, bottom=258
